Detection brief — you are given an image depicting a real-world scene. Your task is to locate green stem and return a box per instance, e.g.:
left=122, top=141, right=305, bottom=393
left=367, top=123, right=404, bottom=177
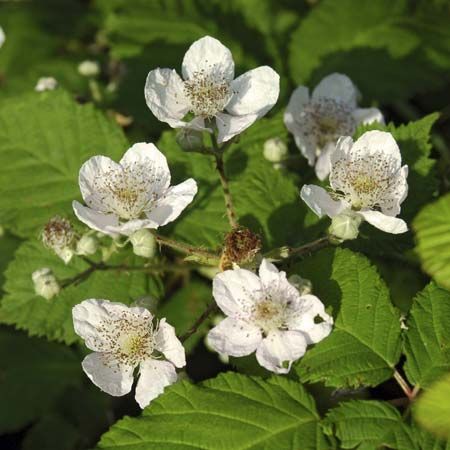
left=179, top=301, right=218, bottom=343
left=154, top=234, right=220, bottom=262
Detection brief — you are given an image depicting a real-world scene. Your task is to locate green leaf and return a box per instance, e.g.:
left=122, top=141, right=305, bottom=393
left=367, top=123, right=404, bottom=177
left=403, top=283, right=450, bottom=388
left=294, top=248, right=402, bottom=388
left=414, top=193, right=450, bottom=290
left=0, top=232, right=21, bottom=291
left=0, top=326, right=82, bottom=434
left=326, top=400, right=450, bottom=450
left=325, top=400, right=405, bottom=450
left=96, top=372, right=329, bottom=450
left=414, top=372, right=450, bottom=439
left=0, top=240, right=159, bottom=344
left=288, top=0, right=449, bottom=102
left=158, top=279, right=212, bottom=353
left=0, top=90, right=128, bottom=238
left=161, top=114, right=320, bottom=250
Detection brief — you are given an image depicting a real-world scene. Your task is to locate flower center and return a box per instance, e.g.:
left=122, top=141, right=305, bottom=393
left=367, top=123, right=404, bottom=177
left=94, top=167, right=158, bottom=220
left=252, top=299, right=284, bottom=334
left=331, top=151, right=395, bottom=209
left=301, top=98, right=356, bottom=151
left=184, top=69, right=231, bottom=118
left=96, top=312, right=155, bottom=367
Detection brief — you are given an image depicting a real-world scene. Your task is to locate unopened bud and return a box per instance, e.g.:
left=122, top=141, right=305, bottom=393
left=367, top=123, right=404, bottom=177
left=76, top=234, right=98, bottom=256
left=328, top=213, right=362, bottom=241
left=288, top=274, right=313, bottom=295
left=35, top=77, right=58, bottom=92
left=176, top=128, right=204, bottom=152
left=32, top=268, right=60, bottom=300
left=42, top=216, right=75, bottom=264
left=263, top=138, right=288, bottom=163
left=0, top=27, right=5, bottom=48
left=78, top=60, right=100, bottom=77
left=129, top=229, right=156, bottom=258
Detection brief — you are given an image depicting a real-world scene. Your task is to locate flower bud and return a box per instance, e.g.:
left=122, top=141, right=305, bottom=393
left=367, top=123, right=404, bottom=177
left=328, top=213, right=362, bottom=241
left=32, top=268, right=60, bottom=300
left=41, top=216, right=75, bottom=264
left=220, top=227, right=262, bottom=271
left=76, top=234, right=98, bottom=256
left=0, top=26, right=5, bottom=48
left=263, top=138, right=288, bottom=163
left=78, top=60, right=100, bottom=77
left=129, top=229, right=156, bottom=258
left=288, top=274, right=313, bottom=295
left=176, top=128, right=204, bottom=152
left=35, top=77, right=58, bottom=92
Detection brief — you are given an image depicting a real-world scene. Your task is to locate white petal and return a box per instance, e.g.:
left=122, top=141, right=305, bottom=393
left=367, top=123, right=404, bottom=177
left=73, top=299, right=141, bottom=351
left=185, top=116, right=210, bottom=132
left=120, top=142, right=169, bottom=175
left=155, top=318, right=186, bottom=368
left=144, top=68, right=190, bottom=128
left=135, top=359, right=177, bottom=409
left=352, top=130, right=401, bottom=167
left=379, top=165, right=409, bottom=216
left=182, top=36, right=234, bottom=82
left=255, top=330, right=307, bottom=374
left=315, top=142, right=335, bottom=181
left=286, top=295, right=333, bottom=345
left=226, top=66, right=280, bottom=117
left=207, top=317, right=262, bottom=357
left=110, top=218, right=160, bottom=236
left=258, top=258, right=281, bottom=286
left=212, top=268, right=263, bottom=319
left=82, top=352, right=134, bottom=397
left=284, top=85, right=310, bottom=133
left=215, top=112, right=258, bottom=144
left=312, top=73, right=358, bottom=108
left=352, top=107, right=384, bottom=125
left=79, top=155, right=121, bottom=211
left=358, top=210, right=408, bottom=234
left=72, top=201, right=120, bottom=237
left=145, top=178, right=197, bottom=227
left=300, top=185, right=347, bottom=218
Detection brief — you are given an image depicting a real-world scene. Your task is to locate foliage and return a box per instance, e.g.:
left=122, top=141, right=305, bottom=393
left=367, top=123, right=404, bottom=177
left=0, top=0, right=449, bottom=449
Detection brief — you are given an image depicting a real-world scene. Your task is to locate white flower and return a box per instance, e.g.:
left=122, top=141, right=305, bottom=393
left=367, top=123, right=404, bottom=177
left=32, top=268, right=60, bottom=300
left=207, top=259, right=333, bottom=374
left=35, top=77, right=58, bottom=92
left=145, top=36, right=280, bottom=144
left=78, top=60, right=100, bottom=77
left=284, top=73, right=384, bottom=180
left=0, top=27, right=5, bottom=48
left=72, top=299, right=186, bottom=409
left=72, top=143, right=197, bottom=237
left=41, top=216, right=75, bottom=264
left=301, top=130, right=408, bottom=234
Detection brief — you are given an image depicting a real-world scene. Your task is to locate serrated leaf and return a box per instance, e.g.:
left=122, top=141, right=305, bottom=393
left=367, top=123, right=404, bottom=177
left=96, top=372, right=329, bottom=450
left=161, top=114, right=318, bottom=250
left=414, top=193, right=450, bottom=290
left=288, top=0, right=449, bottom=102
left=414, top=372, right=450, bottom=439
left=0, top=240, right=160, bottom=344
left=403, top=283, right=450, bottom=388
left=0, top=90, right=128, bottom=237
left=294, top=248, right=402, bottom=388
left=0, top=326, right=82, bottom=434
left=325, top=400, right=406, bottom=450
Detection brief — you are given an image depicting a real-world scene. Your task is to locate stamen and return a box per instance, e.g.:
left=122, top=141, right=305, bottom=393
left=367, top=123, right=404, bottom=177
left=184, top=66, right=231, bottom=118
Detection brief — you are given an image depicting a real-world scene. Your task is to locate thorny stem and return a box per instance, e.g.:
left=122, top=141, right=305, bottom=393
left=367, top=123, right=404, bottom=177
left=153, top=234, right=220, bottom=262
left=288, top=236, right=331, bottom=257
left=179, top=301, right=218, bottom=343
left=209, top=133, right=239, bottom=229
left=393, top=370, right=418, bottom=401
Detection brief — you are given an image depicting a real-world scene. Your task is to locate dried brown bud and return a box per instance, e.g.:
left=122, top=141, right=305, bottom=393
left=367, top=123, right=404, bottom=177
left=41, top=216, right=75, bottom=263
left=220, top=227, right=262, bottom=271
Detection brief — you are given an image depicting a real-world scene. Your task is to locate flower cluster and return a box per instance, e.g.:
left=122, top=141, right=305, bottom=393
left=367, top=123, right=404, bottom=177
left=24, top=35, right=410, bottom=409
